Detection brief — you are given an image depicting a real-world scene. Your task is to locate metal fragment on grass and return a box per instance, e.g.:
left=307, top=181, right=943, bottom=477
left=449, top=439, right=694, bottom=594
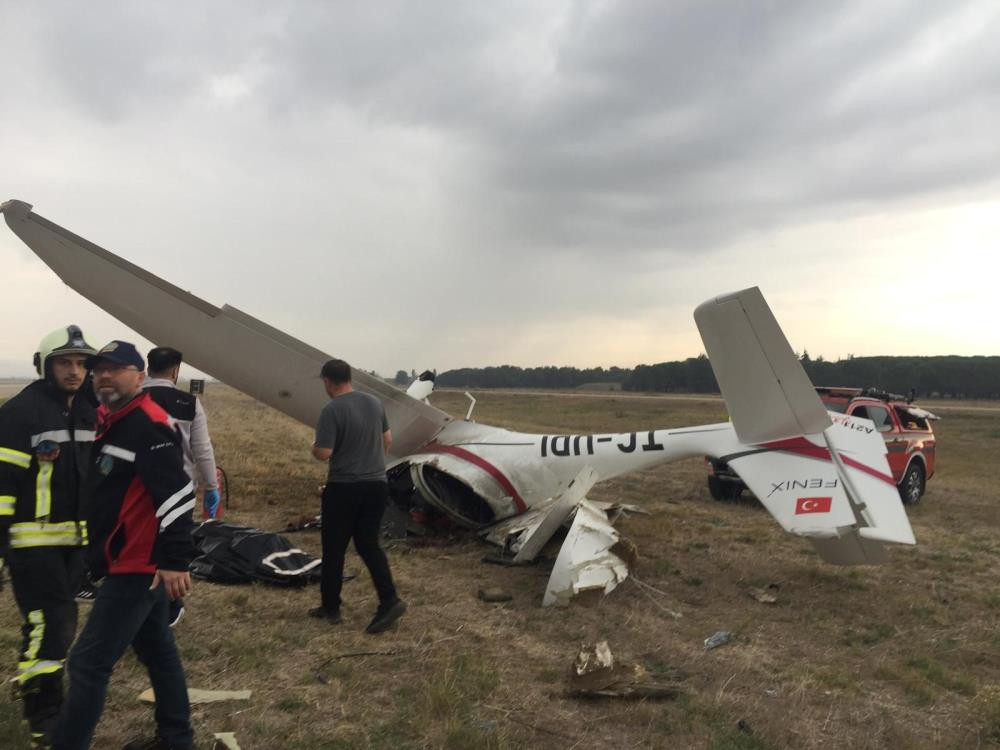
left=704, top=631, right=732, bottom=650
left=747, top=587, right=778, bottom=604
left=139, top=688, right=252, bottom=704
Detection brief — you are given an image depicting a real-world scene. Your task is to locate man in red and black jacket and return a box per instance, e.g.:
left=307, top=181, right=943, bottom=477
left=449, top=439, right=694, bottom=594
left=49, top=341, right=196, bottom=750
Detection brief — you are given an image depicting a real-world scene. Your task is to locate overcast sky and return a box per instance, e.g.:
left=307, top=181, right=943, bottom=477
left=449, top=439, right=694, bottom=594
left=2, top=1, right=998, bottom=378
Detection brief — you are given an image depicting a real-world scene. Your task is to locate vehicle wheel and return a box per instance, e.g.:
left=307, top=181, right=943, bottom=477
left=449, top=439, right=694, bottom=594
left=899, top=462, right=925, bottom=505
left=708, top=476, right=742, bottom=502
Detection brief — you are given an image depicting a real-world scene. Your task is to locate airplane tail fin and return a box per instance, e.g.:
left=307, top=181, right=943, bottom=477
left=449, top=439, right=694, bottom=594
left=694, top=287, right=830, bottom=444
left=695, top=288, right=915, bottom=564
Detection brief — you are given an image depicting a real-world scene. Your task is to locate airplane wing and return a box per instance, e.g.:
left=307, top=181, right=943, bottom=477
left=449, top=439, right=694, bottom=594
left=1, top=199, right=453, bottom=457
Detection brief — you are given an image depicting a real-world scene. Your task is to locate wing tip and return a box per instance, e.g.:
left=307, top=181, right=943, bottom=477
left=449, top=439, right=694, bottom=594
left=1, top=199, right=33, bottom=219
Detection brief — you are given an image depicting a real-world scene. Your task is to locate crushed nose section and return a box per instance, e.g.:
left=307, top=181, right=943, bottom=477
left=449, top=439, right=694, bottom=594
left=410, top=463, right=496, bottom=528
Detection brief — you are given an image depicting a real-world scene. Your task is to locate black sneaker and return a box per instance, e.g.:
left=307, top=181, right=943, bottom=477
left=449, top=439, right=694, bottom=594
left=308, top=606, right=342, bottom=624
left=75, top=581, right=99, bottom=603
left=167, top=599, right=187, bottom=627
left=365, top=599, right=407, bottom=634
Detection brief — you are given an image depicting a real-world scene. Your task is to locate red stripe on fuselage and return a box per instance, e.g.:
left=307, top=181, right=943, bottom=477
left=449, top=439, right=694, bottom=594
left=422, top=443, right=527, bottom=513
left=759, top=437, right=831, bottom=462
left=840, top=455, right=895, bottom=486
left=758, top=437, right=896, bottom=487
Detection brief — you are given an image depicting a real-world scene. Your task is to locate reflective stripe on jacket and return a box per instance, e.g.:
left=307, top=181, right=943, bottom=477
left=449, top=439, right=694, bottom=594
left=86, top=392, right=196, bottom=577
left=0, top=380, right=96, bottom=547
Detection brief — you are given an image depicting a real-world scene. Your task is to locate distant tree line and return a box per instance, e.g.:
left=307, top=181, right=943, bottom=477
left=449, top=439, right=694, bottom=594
left=436, top=365, right=629, bottom=389
left=798, top=354, right=1000, bottom=399
left=436, top=355, right=1000, bottom=399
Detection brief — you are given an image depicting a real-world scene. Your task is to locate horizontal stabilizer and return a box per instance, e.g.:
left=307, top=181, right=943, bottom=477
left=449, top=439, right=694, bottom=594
left=720, top=412, right=915, bottom=565
left=1, top=200, right=452, bottom=457
left=694, top=287, right=830, bottom=444
left=821, top=413, right=915, bottom=545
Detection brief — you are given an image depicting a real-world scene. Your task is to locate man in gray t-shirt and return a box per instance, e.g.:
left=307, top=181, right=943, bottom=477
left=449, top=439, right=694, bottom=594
left=315, top=391, right=390, bottom=484
left=310, top=359, right=406, bottom=634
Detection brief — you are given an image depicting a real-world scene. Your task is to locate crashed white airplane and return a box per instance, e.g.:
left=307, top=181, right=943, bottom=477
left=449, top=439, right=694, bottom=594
left=1, top=200, right=916, bottom=606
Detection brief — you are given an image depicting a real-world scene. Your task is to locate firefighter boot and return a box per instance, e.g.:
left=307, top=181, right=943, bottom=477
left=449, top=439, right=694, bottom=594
left=14, top=671, right=63, bottom=747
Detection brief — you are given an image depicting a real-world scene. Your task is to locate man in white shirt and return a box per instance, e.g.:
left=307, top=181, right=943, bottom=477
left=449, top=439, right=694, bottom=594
left=143, top=347, right=220, bottom=629
left=143, top=348, right=220, bottom=518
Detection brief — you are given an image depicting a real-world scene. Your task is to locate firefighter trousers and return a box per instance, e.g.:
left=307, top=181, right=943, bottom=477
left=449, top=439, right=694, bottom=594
left=7, top=546, right=85, bottom=739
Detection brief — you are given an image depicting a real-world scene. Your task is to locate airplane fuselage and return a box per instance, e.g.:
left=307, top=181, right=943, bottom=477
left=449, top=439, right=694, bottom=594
left=394, top=419, right=742, bottom=527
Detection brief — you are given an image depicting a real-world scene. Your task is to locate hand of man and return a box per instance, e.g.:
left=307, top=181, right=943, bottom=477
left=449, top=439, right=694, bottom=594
left=150, top=569, right=192, bottom=600
left=203, top=488, right=221, bottom=518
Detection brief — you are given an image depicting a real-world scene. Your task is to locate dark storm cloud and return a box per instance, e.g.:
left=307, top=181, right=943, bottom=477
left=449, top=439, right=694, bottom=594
left=225, top=0, right=1000, bottom=255
left=481, top=1, right=1000, bottom=252
left=13, top=1, right=1000, bottom=258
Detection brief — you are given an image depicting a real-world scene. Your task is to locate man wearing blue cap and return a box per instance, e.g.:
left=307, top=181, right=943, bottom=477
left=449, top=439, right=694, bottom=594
left=48, top=341, right=197, bottom=750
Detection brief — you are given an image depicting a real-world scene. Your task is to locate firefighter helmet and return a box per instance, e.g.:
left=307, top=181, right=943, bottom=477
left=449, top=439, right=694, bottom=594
left=33, top=325, right=97, bottom=376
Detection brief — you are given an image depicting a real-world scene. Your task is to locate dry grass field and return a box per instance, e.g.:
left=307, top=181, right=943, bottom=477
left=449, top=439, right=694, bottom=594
left=2, top=385, right=999, bottom=749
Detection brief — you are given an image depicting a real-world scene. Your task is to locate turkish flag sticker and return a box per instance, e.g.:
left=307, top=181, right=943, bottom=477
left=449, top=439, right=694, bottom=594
left=795, top=497, right=832, bottom=514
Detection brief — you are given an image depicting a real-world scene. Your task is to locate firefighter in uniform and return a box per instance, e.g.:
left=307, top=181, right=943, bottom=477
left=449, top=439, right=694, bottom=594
left=0, top=326, right=97, bottom=747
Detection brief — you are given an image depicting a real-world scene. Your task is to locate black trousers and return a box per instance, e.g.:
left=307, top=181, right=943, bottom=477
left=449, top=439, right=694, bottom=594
left=320, top=481, right=397, bottom=611
left=7, top=546, right=84, bottom=737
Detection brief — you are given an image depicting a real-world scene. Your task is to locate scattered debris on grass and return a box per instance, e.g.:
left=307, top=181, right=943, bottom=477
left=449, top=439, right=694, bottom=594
left=567, top=640, right=683, bottom=699
left=747, top=584, right=779, bottom=604
left=704, top=631, right=732, bottom=650
left=478, top=587, right=513, bottom=602
left=283, top=514, right=321, bottom=533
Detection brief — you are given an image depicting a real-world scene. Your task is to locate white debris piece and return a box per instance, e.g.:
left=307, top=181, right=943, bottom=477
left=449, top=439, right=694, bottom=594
left=574, top=640, right=615, bottom=677
left=480, top=503, right=553, bottom=552
left=480, top=466, right=598, bottom=560
left=543, top=499, right=632, bottom=606
left=212, top=733, right=242, bottom=750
